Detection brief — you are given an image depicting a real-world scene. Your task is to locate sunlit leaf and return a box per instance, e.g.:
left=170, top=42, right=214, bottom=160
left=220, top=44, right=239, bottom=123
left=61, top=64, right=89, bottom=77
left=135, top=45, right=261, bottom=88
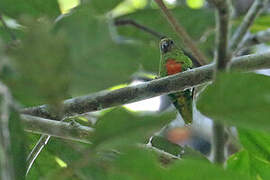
left=186, top=0, right=205, bottom=9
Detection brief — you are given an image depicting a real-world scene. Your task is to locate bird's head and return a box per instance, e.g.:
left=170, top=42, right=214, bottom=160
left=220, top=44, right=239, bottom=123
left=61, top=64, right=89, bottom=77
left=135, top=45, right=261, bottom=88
left=160, top=37, right=175, bottom=54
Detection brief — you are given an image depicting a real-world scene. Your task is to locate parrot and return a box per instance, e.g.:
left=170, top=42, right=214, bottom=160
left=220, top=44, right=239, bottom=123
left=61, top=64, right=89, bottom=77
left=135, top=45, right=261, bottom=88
left=159, top=37, right=194, bottom=125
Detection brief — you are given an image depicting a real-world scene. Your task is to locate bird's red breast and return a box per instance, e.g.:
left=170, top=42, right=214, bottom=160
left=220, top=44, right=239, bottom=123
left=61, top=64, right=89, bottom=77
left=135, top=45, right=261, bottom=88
left=165, top=59, right=182, bottom=75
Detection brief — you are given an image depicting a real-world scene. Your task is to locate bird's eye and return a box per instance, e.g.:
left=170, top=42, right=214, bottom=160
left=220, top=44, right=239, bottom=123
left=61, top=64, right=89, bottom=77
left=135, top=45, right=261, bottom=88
left=170, top=40, right=174, bottom=44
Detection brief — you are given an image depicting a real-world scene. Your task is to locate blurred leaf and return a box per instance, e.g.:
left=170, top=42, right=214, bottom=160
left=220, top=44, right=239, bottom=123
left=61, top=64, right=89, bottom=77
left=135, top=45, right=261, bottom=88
left=0, top=0, right=60, bottom=19
left=55, top=5, right=160, bottom=95
left=91, top=0, right=124, bottom=14
left=167, top=158, right=247, bottom=180
left=186, top=0, right=205, bottom=9
left=4, top=18, right=71, bottom=106
left=110, top=147, right=246, bottom=180
left=197, top=72, right=270, bottom=130
left=150, top=135, right=183, bottom=156
left=250, top=15, right=270, bottom=33
left=9, top=110, right=27, bottom=180
left=58, top=0, right=80, bottom=14
left=91, top=108, right=176, bottom=148
left=110, top=147, right=164, bottom=180
left=115, top=7, right=215, bottom=57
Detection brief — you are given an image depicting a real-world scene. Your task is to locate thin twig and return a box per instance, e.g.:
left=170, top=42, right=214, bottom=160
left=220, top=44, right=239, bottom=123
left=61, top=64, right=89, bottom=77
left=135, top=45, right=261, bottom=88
left=25, top=112, right=63, bottom=175
left=0, top=81, right=15, bottom=180
left=229, top=0, right=267, bottom=53
left=0, top=14, right=16, bottom=41
left=154, top=0, right=208, bottom=66
left=25, top=135, right=50, bottom=176
left=21, top=52, right=270, bottom=119
left=241, top=28, right=270, bottom=47
left=114, top=19, right=164, bottom=39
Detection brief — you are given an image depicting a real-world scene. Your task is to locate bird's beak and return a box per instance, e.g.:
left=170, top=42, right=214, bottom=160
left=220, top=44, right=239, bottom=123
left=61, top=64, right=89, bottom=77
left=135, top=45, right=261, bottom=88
left=160, top=42, right=170, bottom=53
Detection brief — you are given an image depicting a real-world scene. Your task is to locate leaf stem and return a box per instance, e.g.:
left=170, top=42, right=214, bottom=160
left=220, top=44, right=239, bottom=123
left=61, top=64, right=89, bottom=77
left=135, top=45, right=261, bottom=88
left=229, top=0, right=267, bottom=53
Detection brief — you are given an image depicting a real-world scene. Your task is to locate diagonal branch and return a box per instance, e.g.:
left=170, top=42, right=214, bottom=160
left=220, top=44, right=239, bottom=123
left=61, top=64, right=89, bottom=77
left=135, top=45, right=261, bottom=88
left=241, top=28, right=270, bottom=47
left=25, top=135, right=50, bottom=175
left=114, top=19, right=164, bottom=39
left=229, top=0, right=268, bottom=53
left=21, top=52, right=270, bottom=119
left=154, top=0, right=208, bottom=66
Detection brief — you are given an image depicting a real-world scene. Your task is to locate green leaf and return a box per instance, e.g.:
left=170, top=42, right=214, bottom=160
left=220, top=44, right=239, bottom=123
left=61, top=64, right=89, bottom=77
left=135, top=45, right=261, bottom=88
left=9, top=110, right=27, bottom=180
left=116, top=7, right=214, bottom=41
left=227, top=149, right=270, bottom=180
left=110, top=147, right=164, bottom=180
left=91, top=108, right=176, bottom=148
left=197, top=72, right=270, bottom=130
left=0, top=0, right=60, bottom=19
left=239, top=128, right=270, bottom=162
left=110, top=147, right=247, bottom=180
left=55, top=5, right=160, bottom=95
left=115, top=7, right=215, bottom=58
left=91, top=0, right=123, bottom=14
left=250, top=15, right=270, bottom=33
left=150, top=135, right=183, bottom=156
left=4, top=18, right=71, bottom=106
left=227, top=129, right=270, bottom=179
left=227, top=150, right=251, bottom=177
left=167, top=159, right=247, bottom=180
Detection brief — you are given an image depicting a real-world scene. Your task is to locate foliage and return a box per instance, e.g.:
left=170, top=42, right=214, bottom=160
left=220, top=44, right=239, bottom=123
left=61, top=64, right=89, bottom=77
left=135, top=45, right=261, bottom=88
left=0, top=0, right=270, bottom=180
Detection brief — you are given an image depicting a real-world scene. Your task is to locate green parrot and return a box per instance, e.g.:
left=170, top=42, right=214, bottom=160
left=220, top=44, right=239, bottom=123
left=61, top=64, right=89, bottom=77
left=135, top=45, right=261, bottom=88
left=159, top=37, right=193, bottom=125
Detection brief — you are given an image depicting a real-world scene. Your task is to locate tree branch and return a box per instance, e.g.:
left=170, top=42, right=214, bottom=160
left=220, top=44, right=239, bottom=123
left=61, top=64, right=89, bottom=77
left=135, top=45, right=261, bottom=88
left=154, top=0, right=208, bottom=66
left=114, top=19, right=164, bottom=39
left=209, top=0, right=232, bottom=164
left=212, top=0, right=232, bottom=70
left=241, top=28, right=270, bottom=47
left=21, top=52, right=270, bottom=119
left=229, top=0, right=268, bottom=53
left=24, top=113, right=93, bottom=175
left=22, top=115, right=93, bottom=143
